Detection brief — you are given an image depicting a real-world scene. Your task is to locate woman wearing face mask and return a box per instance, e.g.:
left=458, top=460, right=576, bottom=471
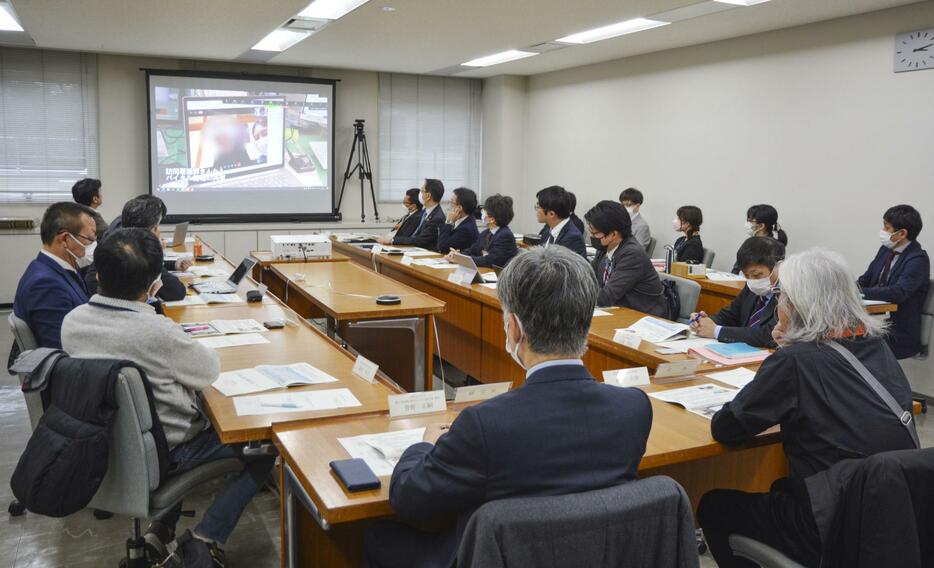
left=584, top=200, right=668, bottom=315
left=692, top=237, right=785, bottom=348
left=672, top=205, right=705, bottom=264
left=392, top=188, right=424, bottom=239
left=454, top=194, right=519, bottom=268
left=437, top=187, right=480, bottom=255
left=732, top=204, right=788, bottom=273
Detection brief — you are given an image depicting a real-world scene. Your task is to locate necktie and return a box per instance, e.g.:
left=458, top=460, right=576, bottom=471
left=879, top=250, right=900, bottom=285
left=602, top=256, right=612, bottom=285
left=484, top=231, right=494, bottom=251
left=747, top=296, right=769, bottom=327
left=547, top=231, right=556, bottom=246
left=413, top=211, right=427, bottom=235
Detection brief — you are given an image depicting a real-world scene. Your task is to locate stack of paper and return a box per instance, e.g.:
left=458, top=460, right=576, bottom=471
left=705, top=367, right=757, bottom=389
left=593, top=309, right=614, bottom=317
left=190, top=267, right=230, bottom=278
left=402, top=250, right=440, bottom=258
left=655, top=338, right=717, bottom=354
left=623, top=317, right=691, bottom=343
left=182, top=319, right=267, bottom=337
left=338, top=428, right=426, bottom=476
left=196, top=333, right=270, bottom=350
left=212, top=362, right=339, bottom=396
left=649, top=384, right=738, bottom=420
left=689, top=345, right=770, bottom=366
left=164, top=294, right=244, bottom=308
left=233, top=388, right=362, bottom=416
left=706, top=271, right=746, bottom=282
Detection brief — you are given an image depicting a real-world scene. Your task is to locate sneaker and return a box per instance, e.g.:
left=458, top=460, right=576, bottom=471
left=159, top=530, right=225, bottom=568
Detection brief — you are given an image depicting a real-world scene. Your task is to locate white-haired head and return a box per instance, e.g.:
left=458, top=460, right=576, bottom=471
left=777, top=248, right=886, bottom=345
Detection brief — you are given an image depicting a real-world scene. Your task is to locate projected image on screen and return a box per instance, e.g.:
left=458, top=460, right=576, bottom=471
left=148, top=72, right=335, bottom=221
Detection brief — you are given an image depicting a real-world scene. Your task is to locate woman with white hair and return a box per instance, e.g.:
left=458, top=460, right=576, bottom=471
left=697, top=248, right=918, bottom=568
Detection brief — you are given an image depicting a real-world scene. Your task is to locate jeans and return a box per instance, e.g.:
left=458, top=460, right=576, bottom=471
left=168, top=428, right=275, bottom=544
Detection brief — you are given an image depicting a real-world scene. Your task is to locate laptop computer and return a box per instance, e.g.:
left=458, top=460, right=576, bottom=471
left=193, top=258, right=256, bottom=294
left=450, top=253, right=497, bottom=284
left=164, top=221, right=189, bottom=247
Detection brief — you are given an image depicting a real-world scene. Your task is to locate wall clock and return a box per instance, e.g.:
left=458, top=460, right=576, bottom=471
left=895, top=28, right=934, bottom=73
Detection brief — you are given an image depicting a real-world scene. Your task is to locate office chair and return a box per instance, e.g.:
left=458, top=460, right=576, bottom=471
left=88, top=365, right=243, bottom=567
left=659, top=273, right=701, bottom=324
left=728, top=535, right=806, bottom=568
left=910, top=278, right=934, bottom=413
left=7, top=313, right=41, bottom=517
left=702, top=248, right=716, bottom=268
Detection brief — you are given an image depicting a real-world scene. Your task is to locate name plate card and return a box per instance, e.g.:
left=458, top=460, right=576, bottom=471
left=352, top=355, right=379, bottom=383
left=453, top=381, right=511, bottom=403
left=602, top=367, right=650, bottom=388
left=401, top=255, right=415, bottom=266
left=370, top=244, right=383, bottom=255
left=388, top=391, right=447, bottom=418
left=613, top=329, right=643, bottom=349
left=655, top=359, right=701, bottom=379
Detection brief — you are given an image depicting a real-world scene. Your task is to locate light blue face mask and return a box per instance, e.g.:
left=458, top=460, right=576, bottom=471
left=503, top=313, right=526, bottom=369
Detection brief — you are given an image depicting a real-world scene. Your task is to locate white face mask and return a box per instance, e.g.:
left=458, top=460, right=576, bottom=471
left=747, top=276, right=773, bottom=297
left=879, top=230, right=898, bottom=249
left=66, top=233, right=96, bottom=269
left=625, top=206, right=636, bottom=217
left=671, top=218, right=683, bottom=232
left=419, top=191, right=428, bottom=205
left=744, top=221, right=757, bottom=237
left=148, top=275, right=163, bottom=302
left=503, top=313, right=526, bottom=370
left=482, top=212, right=491, bottom=225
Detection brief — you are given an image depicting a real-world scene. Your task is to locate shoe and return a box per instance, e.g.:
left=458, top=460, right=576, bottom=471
left=159, top=530, right=225, bottom=568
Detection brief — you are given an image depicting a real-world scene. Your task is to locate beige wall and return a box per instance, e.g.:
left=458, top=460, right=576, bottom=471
left=4, top=54, right=381, bottom=225
left=514, top=2, right=934, bottom=274
left=481, top=75, right=528, bottom=201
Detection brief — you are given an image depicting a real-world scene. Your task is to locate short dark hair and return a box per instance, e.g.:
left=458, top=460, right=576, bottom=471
left=40, top=202, right=93, bottom=245
left=483, top=194, right=514, bottom=227
left=567, top=191, right=577, bottom=213
left=404, top=187, right=423, bottom=210
left=424, top=179, right=445, bottom=203
left=677, top=205, right=703, bottom=237
left=736, top=236, right=785, bottom=272
left=884, top=204, right=923, bottom=241
left=619, top=187, right=644, bottom=205
left=95, top=228, right=164, bottom=301
left=122, top=195, right=166, bottom=230
left=584, top=200, right=633, bottom=240
left=536, top=185, right=571, bottom=219
left=71, top=178, right=102, bottom=207
left=452, top=187, right=478, bottom=217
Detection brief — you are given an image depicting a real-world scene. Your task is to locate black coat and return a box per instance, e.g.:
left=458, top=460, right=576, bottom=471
left=592, top=238, right=667, bottom=317
left=394, top=209, right=423, bottom=239
left=393, top=206, right=446, bottom=251
left=710, top=287, right=779, bottom=348
left=674, top=234, right=704, bottom=264
left=539, top=221, right=587, bottom=257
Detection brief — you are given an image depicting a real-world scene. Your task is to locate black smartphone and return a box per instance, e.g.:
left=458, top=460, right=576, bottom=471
left=330, top=458, right=381, bottom=492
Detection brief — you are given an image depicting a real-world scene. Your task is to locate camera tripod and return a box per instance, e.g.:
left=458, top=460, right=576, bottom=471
left=336, top=119, right=379, bottom=223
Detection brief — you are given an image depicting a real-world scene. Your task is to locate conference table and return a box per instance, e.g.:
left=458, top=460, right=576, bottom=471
left=250, top=250, right=349, bottom=304
left=273, top=374, right=786, bottom=568
left=695, top=277, right=898, bottom=316
left=161, top=239, right=404, bottom=444
left=268, top=260, right=446, bottom=392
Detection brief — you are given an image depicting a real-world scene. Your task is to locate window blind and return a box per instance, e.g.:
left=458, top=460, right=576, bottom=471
left=0, top=48, right=98, bottom=203
left=377, top=73, right=481, bottom=203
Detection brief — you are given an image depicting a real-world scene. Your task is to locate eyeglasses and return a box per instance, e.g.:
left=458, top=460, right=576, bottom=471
left=589, top=231, right=606, bottom=240
left=534, top=204, right=542, bottom=211
left=68, top=231, right=97, bottom=244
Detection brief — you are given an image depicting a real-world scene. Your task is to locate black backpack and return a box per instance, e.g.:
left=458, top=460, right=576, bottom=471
left=661, top=279, right=682, bottom=322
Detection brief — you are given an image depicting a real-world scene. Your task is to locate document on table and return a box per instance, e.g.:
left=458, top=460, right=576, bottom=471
left=338, top=428, right=427, bottom=476
left=655, top=338, right=718, bottom=354
left=200, top=294, right=245, bottom=304
left=862, top=299, right=888, bottom=306
left=706, top=271, right=746, bottom=282
left=233, top=388, right=362, bottom=416
left=705, top=367, right=757, bottom=390
left=649, top=384, right=737, bottom=420
left=402, top=250, right=440, bottom=258
left=164, top=295, right=208, bottom=307
left=624, top=317, right=691, bottom=343
left=196, top=333, right=270, bottom=350
left=189, top=266, right=230, bottom=278
left=212, top=362, right=339, bottom=396
left=163, top=251, right=194, bottom=261
left=211, top=319, right=268, bottom=334
left=593, top=308, right=614, bottom=317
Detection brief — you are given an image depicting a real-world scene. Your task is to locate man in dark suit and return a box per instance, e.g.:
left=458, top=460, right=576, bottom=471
left=461, top=194, right=519, bottom=268
left=585, top=200, right=667, bottom=316
left=858, top=204, right=931, bottom=359
left=13, top=202, right=95, bottom=348
left=437, top=187, right=479, bottom=254
left=535, top=185, right=587, bottom=257
left=380, top=179, right=446, bottom=251
left=365, top=246, right=653, bottom=568
left=392, top=188, right=423, bottom=239
left=691, top=237, right=785, bottom=348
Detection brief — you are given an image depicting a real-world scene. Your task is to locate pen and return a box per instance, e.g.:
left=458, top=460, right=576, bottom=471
left=689, top=311, right=707, bottom=325
left=261, top=403, right=300, bottom=409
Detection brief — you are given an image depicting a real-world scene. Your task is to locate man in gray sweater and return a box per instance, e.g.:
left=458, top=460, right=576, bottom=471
left=62, top=228, right=273, bottom=568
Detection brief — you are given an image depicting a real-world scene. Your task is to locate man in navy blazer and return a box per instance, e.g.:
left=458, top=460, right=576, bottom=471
left=536, top=185, right=587, bottom=257
left=858, top=205, right=931, bottom=359
left=437, top=187, right=480, bottom=254
left=461, top=194, right=519, bottom=268
left=365, top=247, right=653, bottom=568
left=380, top=179, right=446, bottom=251
left=13, top=202, right=95, bottom=349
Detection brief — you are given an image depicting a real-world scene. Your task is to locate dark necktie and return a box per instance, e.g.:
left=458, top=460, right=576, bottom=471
left=602, top=256, right=612, bottom=285
left=413, top=211, right=427, bottom=234
left=879, top=250, right=900, bottom=285
left=485, top=231, right=494, bottom=250
left=747, top=295, right=769, bottom=327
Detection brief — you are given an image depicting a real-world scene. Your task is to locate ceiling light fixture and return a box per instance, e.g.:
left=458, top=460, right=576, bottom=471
left=712, top=0, right=771, bottom=5
left=556, top=17, right=669, bottom=44
left=0, top=3, right=24, bottom=32
left=252, top=28, right=311, bottom=52
left=461, top=49, right=538, bottom=67
left=299, top=0, right=370, bottom=20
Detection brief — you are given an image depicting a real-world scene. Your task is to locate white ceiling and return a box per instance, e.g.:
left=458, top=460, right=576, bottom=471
left=8, top=0, right=923, bottom=77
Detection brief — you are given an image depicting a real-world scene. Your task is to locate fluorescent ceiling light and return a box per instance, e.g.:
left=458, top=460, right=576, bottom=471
left=252, top=29, right=311, bottom=52
left=299, top=0, right=370, bottom=20
left=462, top=50, right=538, bottom=67
left=556, top=17, right=669, bottom=44
left=0, top=4, right=24, bottom=32
left=713, top=0, right=771, bottom=5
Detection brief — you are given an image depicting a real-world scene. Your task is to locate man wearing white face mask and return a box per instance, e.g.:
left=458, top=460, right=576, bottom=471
left=13, top=202, right=95, bottom=349
left=367, top=246, right=652, bottom=568
left=62, top=228, right=274, bottom=567
left=691, top=237, right=785, bottom=348
left=858, top=204, right=930, bottom=359
left=619, top=187, right=652, bottom=251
